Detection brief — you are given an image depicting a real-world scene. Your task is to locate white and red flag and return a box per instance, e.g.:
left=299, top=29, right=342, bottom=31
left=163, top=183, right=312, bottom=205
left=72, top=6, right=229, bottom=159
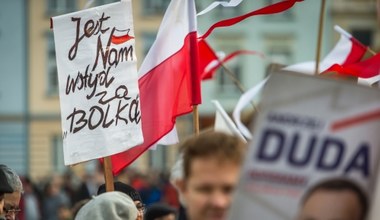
left=283, top=25, right=367, bottom=75
left=108, top=0, right=201, bottom=174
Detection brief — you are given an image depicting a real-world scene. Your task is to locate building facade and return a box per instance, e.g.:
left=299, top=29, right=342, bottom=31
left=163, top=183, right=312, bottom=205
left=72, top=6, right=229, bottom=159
left=0, top=0, right=28, bottom=175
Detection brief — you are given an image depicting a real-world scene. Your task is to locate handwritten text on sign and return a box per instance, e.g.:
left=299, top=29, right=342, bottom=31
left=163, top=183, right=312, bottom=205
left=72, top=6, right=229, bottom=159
left=52, top=1, right=143, bottom=165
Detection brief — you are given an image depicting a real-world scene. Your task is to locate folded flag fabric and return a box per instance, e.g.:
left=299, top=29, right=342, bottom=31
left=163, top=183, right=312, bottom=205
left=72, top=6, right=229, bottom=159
left=325, top=53, right=380, bottom=79
left=283, top=25, right=367, bottom=75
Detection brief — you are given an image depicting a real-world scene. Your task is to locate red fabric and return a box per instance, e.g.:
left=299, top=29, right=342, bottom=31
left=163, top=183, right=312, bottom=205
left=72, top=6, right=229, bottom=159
left=200, top=0, right=303, bottom=39
left=109, top=32, right=200, bottom=175
left=341, top=37, right=367, bottom=65
left=202, top=50, right=266, bottom=80
left=198, top=39, right=218, bottom=80
left=331, top=108, right=380, bottom=132
left=326, top=53, right=380, bottom=79
left=111, top=34, right=135, bottom=45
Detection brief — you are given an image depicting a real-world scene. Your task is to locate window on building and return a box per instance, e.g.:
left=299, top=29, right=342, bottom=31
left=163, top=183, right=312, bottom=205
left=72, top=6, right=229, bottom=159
left=142, top=0, right=171, bottom=16
left=215, top=2, right=243, bottom=18
left=52, top=135, right=65, bottom=173
left=94, top=0, right=118, bottom=6
left=351, top=29, right=373, bottom=47
left=214, top=36, right=244, bottom=98
left=47, top=33, right=59, bottom=96
left=264, top=34, right=294, bottom=73
left=47, top=0, right=76, bottom=14
left=217, top=64, right=242, bottom=95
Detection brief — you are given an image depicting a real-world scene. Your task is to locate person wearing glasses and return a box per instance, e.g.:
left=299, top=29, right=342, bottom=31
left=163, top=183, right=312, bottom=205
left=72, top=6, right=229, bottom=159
left=98, top=181, right=145, bottom=220
left=0, top=165, right=23, bottom=220
left=0, top=167, right=14, bottom=220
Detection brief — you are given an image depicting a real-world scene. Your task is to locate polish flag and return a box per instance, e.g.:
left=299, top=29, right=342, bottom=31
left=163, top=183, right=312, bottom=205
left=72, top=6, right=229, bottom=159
left=198, top=39, right=218, bottom=80
left=109, top=0, right=200, bottom=174
left=321, top=26, right=379, bottom=85
left=283, top=25, right=367, bottom=74
left=325, top=53, right=380, bottom=79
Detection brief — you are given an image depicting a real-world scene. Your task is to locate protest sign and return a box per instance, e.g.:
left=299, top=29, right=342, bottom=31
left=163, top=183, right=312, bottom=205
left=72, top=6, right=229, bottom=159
left=52, top=1, right=143, bottom=165
left=228, top=72, right=380, bottom=220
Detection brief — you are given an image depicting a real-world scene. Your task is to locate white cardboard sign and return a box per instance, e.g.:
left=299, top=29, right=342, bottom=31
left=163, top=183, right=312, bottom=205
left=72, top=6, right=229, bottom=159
left=229, top=72, right=380, bottom=220
left=52, top=1, right=143, bottom=165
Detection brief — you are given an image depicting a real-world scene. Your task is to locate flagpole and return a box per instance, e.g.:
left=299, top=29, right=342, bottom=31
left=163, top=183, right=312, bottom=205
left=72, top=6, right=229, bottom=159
left=315, top=0, right=326, bottom=75
left=367, top=47, right=376, bottom=55
left=193, top=106, right=200, bottom=135
left=103, top=156, right=115, bottom=192
left=220, top=63, right=259, bottom=113
left=221, top=63, right=246, bottom=94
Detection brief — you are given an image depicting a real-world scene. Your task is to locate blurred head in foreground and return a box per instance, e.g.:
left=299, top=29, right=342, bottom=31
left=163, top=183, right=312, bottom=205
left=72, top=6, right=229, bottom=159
left=144, top=203, right=177, bottom=220
left=98, top=181, right=144, bottom=220
left=297, top=178, right=368, bottom=220
left=177, top=131, right=246, bottom=220
left=75, top=191, right=138, bottom=220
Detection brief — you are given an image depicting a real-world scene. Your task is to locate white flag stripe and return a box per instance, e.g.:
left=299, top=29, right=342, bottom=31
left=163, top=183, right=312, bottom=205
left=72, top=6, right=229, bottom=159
left=197, top=0, right=244, bottom=16
left=334, top=25, right=352, bottom=39
left=212, top=100, right=246, bottom=142
left=139, top=0, right=197, bottom=77
left=283, top=34, right=351, bottom=74
left=233, top=78, right=268, bottom=140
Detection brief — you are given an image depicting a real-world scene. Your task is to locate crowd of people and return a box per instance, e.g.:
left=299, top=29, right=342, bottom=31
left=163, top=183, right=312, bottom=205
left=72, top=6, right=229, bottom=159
left=0, top=131, right=248, bottom=220
left=0, top=130, right=370, bottom=220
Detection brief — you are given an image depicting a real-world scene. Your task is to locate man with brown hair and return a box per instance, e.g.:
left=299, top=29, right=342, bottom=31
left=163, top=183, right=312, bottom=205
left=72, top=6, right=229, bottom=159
left=177, top=131, right=246, bottom=220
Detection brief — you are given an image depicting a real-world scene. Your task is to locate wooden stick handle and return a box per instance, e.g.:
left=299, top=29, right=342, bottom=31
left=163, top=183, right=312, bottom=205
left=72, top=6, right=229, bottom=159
left=367, top=47, right=376, bottom=56
left=103, top=156, right=114, bottom=192
left=193, top=105, right=200, bottom=135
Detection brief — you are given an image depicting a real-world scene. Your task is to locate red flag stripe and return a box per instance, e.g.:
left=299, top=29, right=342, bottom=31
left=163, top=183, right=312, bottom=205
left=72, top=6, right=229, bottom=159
left=109, top=32, right=197, bottom=174
left=111, top=34, right=135, bottom=45
left=331, top=109, right=380, bottom=131
left=200, top=0, right=303, bottom=39
left=326, top=53, right=380, bottom=79
left=342, top=37, right=367, bottom=65
left=198, top=39, right=218, bottom=80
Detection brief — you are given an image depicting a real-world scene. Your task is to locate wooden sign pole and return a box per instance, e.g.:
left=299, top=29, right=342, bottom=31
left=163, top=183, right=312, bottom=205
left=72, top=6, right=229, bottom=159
left=103, top=156, right=115, bottom=192
left=193, top=105, right=200, bottom=135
